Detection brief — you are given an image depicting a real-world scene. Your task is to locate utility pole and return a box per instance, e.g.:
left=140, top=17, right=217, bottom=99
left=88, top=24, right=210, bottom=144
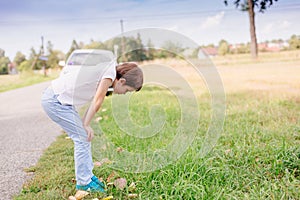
left=31, top=36, right=44, bottom=70
left=41, top=36, right=44, bottom=56
left=120, top=19, right=126, bottom=61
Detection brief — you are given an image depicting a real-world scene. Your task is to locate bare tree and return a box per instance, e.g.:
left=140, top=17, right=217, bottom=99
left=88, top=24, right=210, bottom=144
left=224, top=0, right=278, bottom=59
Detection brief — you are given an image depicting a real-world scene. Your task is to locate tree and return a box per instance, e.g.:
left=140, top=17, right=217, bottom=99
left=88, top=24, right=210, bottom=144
left=84, top=40, right=106, bottom=49
left=146, top=39, right=155, bottom=60
left=0, top=56, right=10, bottom=74
left=29, top=47, right=43, bottom=70
left=17, top=60, right=31, bottom=72
left=47, top=50, right=65, bottom=69
left=132, top=33, right=147, bottom=61
left=224, top=0, right=278, bottom=59
left=218, top=39, right=230, bottom=55
left=65, top=40, right=79, bottom=61
left=289, top=35, right=300, bottom=50
left=47, top=41, right=54, bottom=55
left=13, top=51, right=26, bottom=67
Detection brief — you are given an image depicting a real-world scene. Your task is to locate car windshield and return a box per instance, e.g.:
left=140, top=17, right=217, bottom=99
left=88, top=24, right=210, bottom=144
left=67, top=53, right=112, bottom=66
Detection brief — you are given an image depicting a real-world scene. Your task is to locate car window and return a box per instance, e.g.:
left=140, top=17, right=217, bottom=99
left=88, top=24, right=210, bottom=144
left=68, top=53, right=112, bottom=66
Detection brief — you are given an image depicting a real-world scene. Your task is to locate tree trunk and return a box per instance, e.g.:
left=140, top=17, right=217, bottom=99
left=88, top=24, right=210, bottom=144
left=248, top=0, right=258, bottom=59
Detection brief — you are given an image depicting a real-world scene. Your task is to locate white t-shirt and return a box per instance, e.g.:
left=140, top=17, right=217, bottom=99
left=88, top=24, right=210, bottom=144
left=51, top=50, right=116, bottom=106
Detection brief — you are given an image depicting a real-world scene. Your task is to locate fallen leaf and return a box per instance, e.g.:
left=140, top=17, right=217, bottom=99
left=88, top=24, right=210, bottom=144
left=128, top=194, right=138, bottom=198
left=107, top=182, right=114, bottom=187
left=94, top=158, right=112, bottom=167
left=95, top=116, right=103, bottom=122
left=102, top=196, right=113, bottom=200
left=255, top=157, right=260, bottom=162
left=224, top=149, right=231, bottom=155
left=128, top=182, right=136, bottom=192
left=106, top=171, right=115, bottom=182
left=116, top=147, right=123, bottom=153
left=114, top=178, right=127, bottom=190
left=101, top=158, right=111, bottom=164
left=74, top=190, right=89, bottom=200
left=94, top=161, right=102, bottom=167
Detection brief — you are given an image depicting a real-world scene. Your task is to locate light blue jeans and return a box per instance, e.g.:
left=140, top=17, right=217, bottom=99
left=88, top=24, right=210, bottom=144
left=41, top=86, right=93, bottom=186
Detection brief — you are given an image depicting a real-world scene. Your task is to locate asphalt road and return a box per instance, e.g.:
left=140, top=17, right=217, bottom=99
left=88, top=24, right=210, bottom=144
left=0, top=81, right=61, bottom=200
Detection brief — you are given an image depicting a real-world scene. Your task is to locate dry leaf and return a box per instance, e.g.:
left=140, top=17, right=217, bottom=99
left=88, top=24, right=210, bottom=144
left=102, top=196, right=113, bottom=200
left=116, top=147, right=123, bottom=153
left=74, top=190, right=89, bottom=200
left=101, top=158, right=111, bottom=164
left=68, top=196, right=76, bottom=200
left=128, top=194, right=138, bottom=198
left=95, top=116, right=103, bottom=122
left=106, top=171, right=115, bottom=182
left=94, top=158, right=112, bottom=167
left=107, top=182, right=114, bottom=187
left=94, top=161, right=102, bottom=167
left=128, top=182, right=136, bottom=192
left=224, top=149, right=231, bottom=155
left=114, top=178, right=127, bottom=190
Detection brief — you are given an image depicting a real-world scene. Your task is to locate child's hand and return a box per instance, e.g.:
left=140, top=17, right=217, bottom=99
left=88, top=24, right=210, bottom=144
left=84, top=125, right=94, bottom=142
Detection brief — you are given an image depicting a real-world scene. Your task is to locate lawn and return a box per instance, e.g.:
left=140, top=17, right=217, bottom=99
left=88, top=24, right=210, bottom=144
left=14, top=52, right=300, bottom=200
left=0, top=70, right=59, bottom=92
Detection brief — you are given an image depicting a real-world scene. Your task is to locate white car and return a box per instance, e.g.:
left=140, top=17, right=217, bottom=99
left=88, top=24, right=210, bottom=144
left=65, top=49, right=115, bottom=95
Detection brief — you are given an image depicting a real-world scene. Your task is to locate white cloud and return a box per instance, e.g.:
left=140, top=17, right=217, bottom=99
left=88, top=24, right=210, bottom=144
left=280, top=20, right=291, bottom=29
left=201, top=11, right=225, bottom=29
left=262, top=20, right=291, bottom=34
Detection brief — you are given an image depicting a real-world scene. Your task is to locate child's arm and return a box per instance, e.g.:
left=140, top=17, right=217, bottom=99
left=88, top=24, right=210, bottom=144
left=82, top=78, right=112, bottom=141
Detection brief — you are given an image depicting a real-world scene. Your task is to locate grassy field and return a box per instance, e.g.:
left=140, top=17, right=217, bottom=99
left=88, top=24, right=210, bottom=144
left=15, top=51, right=300, bottom=200
left=0, top=70, right=59, bottom=92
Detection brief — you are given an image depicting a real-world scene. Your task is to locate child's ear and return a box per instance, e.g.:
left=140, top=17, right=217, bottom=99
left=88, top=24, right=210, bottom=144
left=120, top=78, right=126, bottom=85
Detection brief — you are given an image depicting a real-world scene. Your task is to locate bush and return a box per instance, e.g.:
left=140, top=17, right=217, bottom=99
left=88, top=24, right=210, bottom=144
left=18, top=60, right=32, bottom=72
left=0, top=57, right=10, bottom=74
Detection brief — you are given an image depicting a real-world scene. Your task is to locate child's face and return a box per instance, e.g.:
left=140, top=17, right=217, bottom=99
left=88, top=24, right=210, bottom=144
left=113, top=78, right=135, bottom=94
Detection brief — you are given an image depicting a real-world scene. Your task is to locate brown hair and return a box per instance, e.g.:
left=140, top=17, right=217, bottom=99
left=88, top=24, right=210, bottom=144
left=116, top=62, right=143, bottom=91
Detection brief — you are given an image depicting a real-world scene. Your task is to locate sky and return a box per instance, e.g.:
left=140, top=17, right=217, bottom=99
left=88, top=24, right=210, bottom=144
left=0, top=0, right=299, bottom=60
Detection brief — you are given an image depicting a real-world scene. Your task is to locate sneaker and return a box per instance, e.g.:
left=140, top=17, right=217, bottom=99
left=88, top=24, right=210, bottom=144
left=76, top=179, right=105, bottom=193
left=91, top=175, right=105, bottom=188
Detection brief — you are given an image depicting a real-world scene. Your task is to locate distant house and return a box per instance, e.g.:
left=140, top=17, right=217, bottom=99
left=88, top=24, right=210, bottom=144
left=201, top=47, right=218, bottom=58
left=258, top=41, right=289, bottom=52
left=8, top=62, right=17, bottom=74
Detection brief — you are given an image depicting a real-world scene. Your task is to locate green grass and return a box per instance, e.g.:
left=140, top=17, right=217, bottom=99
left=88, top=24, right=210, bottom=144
left=14, top=88, right=300, bottom=200
left=0, top=71, right=59, bottom=92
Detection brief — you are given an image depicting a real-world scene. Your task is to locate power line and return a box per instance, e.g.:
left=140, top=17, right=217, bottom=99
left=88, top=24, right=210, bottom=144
left=0, top=4, right=299, bottom=25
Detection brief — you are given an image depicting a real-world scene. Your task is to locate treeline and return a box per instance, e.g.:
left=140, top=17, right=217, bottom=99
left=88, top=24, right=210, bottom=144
left=0, top=34, right=300, bottom=75
left=209, top=34, right=300, bottom=56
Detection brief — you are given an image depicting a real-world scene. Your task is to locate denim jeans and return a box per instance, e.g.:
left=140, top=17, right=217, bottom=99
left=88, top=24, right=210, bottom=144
left=41, top=86, right=93, bottom=185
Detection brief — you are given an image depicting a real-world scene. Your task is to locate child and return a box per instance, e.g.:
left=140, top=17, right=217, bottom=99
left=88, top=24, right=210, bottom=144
left=41, top=49, right=143, bottom=192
